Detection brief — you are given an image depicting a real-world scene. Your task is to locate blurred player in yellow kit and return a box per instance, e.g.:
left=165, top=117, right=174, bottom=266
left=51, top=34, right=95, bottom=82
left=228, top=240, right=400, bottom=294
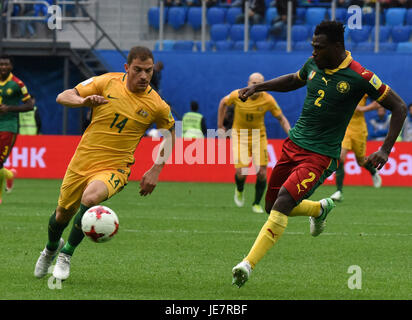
left=330, top=94, right=382, bottom=202
left=218, top=73, right=291, bottom=213
left=34, top=46, right=175, bottom=281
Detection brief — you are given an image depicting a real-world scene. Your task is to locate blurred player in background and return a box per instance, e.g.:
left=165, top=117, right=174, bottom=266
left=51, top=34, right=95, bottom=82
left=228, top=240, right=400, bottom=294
left=330, top=94, right=382, bottom=202
left=218, top=72, right=291, bottom=214
left=231, top=21, right=407, bottom=288
left=34, top=46, right=175, bottom=281
left=0, top=55, right=34, bottom=203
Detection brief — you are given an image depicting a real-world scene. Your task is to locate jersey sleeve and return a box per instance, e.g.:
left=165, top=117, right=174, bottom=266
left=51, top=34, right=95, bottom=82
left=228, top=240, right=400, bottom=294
left=14, top=78, right=31, bottom=102
left=359, top=70, right=390, bottom=102
left=224, top=90, right=238, bottom=105
left=267, top=94, right=283, bottom=118
left=155, top=99, right=175, bottom=131
left=75, top=74, right=108, bottom=97
left=296, top=57, right=313, bottom=81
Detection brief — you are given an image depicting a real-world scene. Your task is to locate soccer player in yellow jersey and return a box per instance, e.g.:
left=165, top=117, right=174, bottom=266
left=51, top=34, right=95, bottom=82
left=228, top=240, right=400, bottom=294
left=330, top=94, right=382, bottom=202
left=34, top=46, right=175, bottom=281
left=218, top=72, right=291, bottom=213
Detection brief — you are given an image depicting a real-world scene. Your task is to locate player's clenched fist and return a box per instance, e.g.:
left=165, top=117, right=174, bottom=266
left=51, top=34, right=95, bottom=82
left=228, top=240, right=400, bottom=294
left=238, top=86, right=256, bottom=102
left=83, top=95, right=108, bottom=107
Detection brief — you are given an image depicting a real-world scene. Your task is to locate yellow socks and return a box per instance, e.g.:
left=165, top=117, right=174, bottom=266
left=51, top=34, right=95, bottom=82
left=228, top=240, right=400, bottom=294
left=289, top=200, right=321, bottom=217
left=3, top=168, right=14, bottom=180
left=244, top=210, right=288, bottom=269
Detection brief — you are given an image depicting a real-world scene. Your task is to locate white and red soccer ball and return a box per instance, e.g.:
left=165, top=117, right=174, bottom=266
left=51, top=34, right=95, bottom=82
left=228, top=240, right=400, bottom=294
left=81, top=205, right=119, bottom=243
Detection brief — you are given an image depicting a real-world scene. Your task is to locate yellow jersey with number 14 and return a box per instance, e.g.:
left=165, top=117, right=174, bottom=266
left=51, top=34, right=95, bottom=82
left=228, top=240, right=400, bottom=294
left=69, top=72, right=175, bottom=175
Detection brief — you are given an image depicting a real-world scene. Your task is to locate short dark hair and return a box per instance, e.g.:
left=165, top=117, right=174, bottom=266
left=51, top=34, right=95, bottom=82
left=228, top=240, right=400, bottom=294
left=0, top=55, right=13, bottom=64
left=191, top=101, right=199, bottom=112
left=314, top=21, right=345, bottom=45
left=127, top=46, right=154, bottom=65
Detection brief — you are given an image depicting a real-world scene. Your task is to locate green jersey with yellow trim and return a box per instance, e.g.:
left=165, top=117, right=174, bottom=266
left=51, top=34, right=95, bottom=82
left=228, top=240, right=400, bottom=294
left=0, top=73, right=31, bottom=133
left=289, top=51, right=389, bottom=159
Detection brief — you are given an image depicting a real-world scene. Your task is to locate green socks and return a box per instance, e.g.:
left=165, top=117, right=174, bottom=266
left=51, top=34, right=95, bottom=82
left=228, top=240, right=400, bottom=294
left=335, top=162, right=344, bottom=192
left=235, top=174, right=246, bottom=192
left=46, top=211, right=69, bottom=251
left=253, top=178, right=266, bottom=205
left=61, top=204, right=90, bottom=256
left=363, top=161, right=377, bottom=176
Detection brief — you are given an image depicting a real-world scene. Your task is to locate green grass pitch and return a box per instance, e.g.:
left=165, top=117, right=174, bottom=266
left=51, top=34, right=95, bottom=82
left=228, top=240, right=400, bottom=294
left=0, top=178, right=411, bottom=300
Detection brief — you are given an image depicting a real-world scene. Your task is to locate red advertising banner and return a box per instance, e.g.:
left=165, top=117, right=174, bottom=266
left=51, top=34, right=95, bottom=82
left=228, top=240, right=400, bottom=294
left=5, top=136, right=412, bottom=186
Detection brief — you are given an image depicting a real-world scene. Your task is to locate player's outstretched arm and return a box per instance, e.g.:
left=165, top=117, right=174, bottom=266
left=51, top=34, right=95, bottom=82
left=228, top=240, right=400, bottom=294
left=140, top=126, right=176, bottom=196
left=365, top=89, right=407, bottom=170
left=238, top=73, right=305, bottom=102
left=56, top=88, right=108, bottom=108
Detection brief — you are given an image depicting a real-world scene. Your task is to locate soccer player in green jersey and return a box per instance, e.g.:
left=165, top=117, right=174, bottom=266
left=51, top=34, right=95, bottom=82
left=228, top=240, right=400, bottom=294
left=231, top=21, right=407, bottom=288
left=0, top=56, right=34, bottom=204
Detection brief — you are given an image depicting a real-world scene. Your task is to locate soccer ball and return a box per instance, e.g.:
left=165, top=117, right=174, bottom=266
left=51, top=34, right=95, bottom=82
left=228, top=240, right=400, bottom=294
left=81, top=205, right=119, bottom=243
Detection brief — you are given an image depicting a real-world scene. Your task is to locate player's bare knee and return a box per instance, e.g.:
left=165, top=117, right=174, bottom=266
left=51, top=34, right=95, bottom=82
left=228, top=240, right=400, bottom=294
left=81, top=193, right=101, bottom=208
left=265, top=201, right=273, bottom=214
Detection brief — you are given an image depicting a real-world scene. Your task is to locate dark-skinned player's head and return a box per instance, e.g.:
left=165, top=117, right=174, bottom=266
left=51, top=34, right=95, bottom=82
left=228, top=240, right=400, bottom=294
left=312, top=21, right=346, bottom=70
left=0, top=55, right=13, bottom=80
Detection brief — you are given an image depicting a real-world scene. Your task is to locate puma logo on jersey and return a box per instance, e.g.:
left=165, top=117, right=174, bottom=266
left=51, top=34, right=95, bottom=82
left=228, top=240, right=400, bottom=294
left=321, top=77, right=330, bottom=86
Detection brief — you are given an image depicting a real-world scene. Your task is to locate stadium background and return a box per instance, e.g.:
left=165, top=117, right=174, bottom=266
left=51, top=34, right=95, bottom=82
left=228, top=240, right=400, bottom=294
left=3, top=0, right=412, bottom=184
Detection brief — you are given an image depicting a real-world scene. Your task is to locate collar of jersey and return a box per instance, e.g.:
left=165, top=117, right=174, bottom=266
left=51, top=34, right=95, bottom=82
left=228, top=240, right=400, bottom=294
left=324, top=51, right=352, bottom=75
left=0, top=73, right=13, bottom=86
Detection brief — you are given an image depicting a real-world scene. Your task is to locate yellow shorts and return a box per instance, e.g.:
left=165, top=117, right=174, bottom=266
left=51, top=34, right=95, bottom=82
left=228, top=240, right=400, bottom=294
left=58, top=168, right=130, bottom=211
left=232, top=129, right=268, bottom=169
left=341, top=130, right=367, bottom=159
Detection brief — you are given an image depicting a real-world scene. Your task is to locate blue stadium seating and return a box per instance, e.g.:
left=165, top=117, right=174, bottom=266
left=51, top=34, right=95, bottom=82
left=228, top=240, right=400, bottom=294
left=207, top=7, right=226, bottom=25
left=154, top=40, right=175, bottom=51
left=379, top=42, right=396, bottom=52
left=230, top=24, right=245, bottom=41
left=345, top=42, right=355, bottom=52
left=385, top=8, right=406, bottom=26
left=305, top=8, right=326, bottom=26
left=187, top=7, right=202, bottom=30
left=148, top=7, right=168, bottom=29
left=396, top=41, right=412, bottom=53
left=349, top=26, right=371, bottom=43
left=406, top=8, right=412, bottom=25
left=250, top=24, right=269, bottom=42
left=371, top=26, right=392, bottom=43
left=210, top=24, right=230, bottom=41
left=328, top=8, right=346, bottom=23
left=291, top=25, right=309, bottom=41
left=273, top=41, right=288, bottom=51
left=215, top=40, right=233, bottom=51
left=265, top=7, right=278, bottom=25
left=195, top=41, right=214, bottom=52
left=255, top=40, right=275, bottom=51
left=391, top=26, right=411, bottom=43
left=295, top=7, right=306, bottom=25
left=226, top=7, right=242, bottom=25
left=233, top=41, right=255, bottom=51
left=173, top=40, right=194, bottom=51
left=168, top=7, right=186, bottom=30
left=294, top=41, right=312, bottom=51
left=355, top=41, right=374, bottom=52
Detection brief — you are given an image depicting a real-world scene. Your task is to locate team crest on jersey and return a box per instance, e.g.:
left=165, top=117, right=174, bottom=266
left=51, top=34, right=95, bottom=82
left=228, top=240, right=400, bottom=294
left=6, top=88, right=13, bottom=95
left=137, top=108, right=149, bottom=118
left=336, top=81, right=350, bottom=93
left=308, top=70, right=316, bottom=81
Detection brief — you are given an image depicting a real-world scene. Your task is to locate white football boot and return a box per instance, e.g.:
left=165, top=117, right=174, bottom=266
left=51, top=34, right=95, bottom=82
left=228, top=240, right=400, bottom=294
left=372, top=172, right=382, bottom=188
left=34, top=238, right=64, bottom=278
left=234, top=189, right=245, bottom=207
left=309, top=198, right=336, bottom=237
left=53, top=252, right=72, bottom=280
left=232, top=260, right=252, bottom=288
left=330, top=190, right=344, bottom=202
